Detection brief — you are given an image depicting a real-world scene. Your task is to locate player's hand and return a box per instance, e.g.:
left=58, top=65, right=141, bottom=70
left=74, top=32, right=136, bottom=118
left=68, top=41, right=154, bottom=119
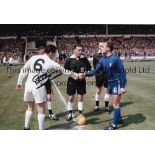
left=120, top=88, right=126, bottom=94
left=78, top=73, right=85, bottom=80
left=16, top=84, right=23, bottom=91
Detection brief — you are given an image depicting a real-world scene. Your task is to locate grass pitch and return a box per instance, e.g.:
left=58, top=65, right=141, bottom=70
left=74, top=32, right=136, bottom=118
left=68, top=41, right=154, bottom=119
left=0, top=61, right=155, bottom=130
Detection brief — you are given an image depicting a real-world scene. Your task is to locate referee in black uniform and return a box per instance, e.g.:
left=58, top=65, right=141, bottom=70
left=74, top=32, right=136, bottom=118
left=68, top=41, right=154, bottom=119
left=93, top=42, right=110, bottom=112
left=64, top=44, right=91, bottom=121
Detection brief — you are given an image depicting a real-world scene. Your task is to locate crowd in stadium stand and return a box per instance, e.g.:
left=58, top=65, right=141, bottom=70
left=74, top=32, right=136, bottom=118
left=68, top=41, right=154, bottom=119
left=57, top=37, right=77, bottom=58
left=57, top=37, right=155, bottom=58
left=0, top=39, right=25, bottom=65
left=1, top=35, right=155, bottom=65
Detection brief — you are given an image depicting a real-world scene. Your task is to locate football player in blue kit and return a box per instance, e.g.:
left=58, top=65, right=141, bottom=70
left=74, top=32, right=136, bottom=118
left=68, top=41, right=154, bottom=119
left=81, top=40, right=127, bottom=130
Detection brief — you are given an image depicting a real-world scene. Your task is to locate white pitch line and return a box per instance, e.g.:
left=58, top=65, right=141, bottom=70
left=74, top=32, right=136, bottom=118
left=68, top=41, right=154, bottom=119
left=52, top=80, right=68, bottom=109
left=52, top=79, right=75, bottom=121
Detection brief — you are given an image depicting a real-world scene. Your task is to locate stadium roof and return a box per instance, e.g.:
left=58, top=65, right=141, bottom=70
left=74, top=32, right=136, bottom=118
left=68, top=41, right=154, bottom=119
left=0, top=24, right=155, bottom=36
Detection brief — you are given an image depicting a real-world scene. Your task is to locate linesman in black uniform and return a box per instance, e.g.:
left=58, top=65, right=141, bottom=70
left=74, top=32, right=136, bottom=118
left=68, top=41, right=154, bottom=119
left=64, top=44, right=91, bottom=121
left=93, top=42, right=110, bottom=112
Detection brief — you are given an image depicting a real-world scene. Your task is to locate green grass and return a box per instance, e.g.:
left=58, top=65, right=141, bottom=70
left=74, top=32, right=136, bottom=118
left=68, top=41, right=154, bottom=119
left=0, top=61, right=155, bottom=130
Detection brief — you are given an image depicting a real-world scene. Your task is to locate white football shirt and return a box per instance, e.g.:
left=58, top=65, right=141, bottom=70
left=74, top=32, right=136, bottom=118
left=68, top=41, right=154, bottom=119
left=17, top=54, right=78, bottom=89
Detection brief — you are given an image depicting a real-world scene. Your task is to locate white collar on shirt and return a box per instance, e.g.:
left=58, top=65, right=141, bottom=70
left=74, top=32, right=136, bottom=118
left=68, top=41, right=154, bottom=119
left=97, top=50, right=101, bottom=54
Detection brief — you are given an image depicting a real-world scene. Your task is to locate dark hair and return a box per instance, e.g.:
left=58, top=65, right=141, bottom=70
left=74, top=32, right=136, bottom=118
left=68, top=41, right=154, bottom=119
left=74, top=44, right=83, bottom=49
left=105, top=40, right=114, bottom=51
left=45, top=44, right=57, bottom=54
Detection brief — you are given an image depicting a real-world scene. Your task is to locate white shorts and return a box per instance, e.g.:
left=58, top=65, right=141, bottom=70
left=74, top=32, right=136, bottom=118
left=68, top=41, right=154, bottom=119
left=24, top=83, right=47, bottom=104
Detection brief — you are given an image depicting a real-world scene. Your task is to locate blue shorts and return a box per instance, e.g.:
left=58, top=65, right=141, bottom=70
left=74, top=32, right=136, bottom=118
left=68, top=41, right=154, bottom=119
left=108, top=80, right=121, bottom=95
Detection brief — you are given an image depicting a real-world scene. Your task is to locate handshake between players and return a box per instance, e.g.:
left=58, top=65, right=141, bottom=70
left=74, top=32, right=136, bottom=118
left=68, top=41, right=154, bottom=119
left=78, top=73, right=126, bottom=94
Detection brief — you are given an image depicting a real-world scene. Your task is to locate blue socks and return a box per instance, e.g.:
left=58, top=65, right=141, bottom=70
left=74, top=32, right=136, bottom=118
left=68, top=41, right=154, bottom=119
left=113, top=108, right=121, bottom=126
left=118, top=108, right=122, bottom=121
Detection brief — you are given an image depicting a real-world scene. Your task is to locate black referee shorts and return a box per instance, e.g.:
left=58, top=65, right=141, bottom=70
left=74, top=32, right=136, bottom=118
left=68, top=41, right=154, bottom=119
left=44, top=79, right=52, bottom=94
left=67, top=77, right=86, bottom=95
left=95, top=75, right=108, bottom=88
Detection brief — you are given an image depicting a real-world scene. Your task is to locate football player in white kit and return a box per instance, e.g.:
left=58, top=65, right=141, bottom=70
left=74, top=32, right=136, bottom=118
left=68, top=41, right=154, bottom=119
left=37, top=46, right=59, bottom=121
left=16, top=44, right=79, bottom=130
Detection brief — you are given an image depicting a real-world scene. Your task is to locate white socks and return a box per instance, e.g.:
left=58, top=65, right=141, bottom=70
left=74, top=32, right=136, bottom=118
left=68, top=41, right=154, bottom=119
left=25, top=110, right=45, bottom=130
left=78, top=101, right=84, bottom=111
left=25, top=110, right=33, bottom=128
left=95, top=93, right=109, bottom=102
left=38, top=114, right=45, bottom=130
left=104, top=93, right=109, bottom=102
left=68, top=101, right=73, bottom=111
left=95, top=93, right=99, bottom=101
left=67, top=101, right=84, bottom=112
left=47, top=101, right=52, bottom=110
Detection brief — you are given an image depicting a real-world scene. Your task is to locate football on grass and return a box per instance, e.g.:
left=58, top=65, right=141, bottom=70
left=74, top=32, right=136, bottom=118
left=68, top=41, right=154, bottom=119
left=76, top=114, right=86, bottom=126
